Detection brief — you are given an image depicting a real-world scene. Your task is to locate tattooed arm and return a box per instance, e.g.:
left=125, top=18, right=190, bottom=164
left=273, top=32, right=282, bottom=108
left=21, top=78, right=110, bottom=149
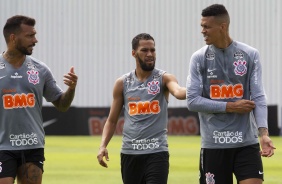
left=52, top=67, right=77, bottom=112
left=52, top=87, right=76, bottom=112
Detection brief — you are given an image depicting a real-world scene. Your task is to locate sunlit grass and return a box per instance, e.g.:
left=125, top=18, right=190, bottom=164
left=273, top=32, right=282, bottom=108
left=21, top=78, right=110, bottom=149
left=41, top=136, right=282, bottom=184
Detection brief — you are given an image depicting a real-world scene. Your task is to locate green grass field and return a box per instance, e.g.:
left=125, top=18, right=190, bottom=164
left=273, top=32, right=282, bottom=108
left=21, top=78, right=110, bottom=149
left=42, top=136, right=282, bottom=184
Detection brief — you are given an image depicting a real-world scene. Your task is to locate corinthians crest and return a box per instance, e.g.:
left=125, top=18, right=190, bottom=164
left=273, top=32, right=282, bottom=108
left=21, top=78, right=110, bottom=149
left=233, top=60, right=247, bottom=76
left=27, top=70, right=40, bottom=85
left=205, top=172, right=215, bottom=184
left=147, top=80, right=160, bottom=95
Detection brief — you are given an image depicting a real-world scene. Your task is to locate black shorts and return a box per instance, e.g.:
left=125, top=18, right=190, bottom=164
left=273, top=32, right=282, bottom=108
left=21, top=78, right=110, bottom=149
left=0, top=148, right=45, bottom=178
left=199, top=143, right=263, bottom=184
left=121, top=151, right=169, bottom=184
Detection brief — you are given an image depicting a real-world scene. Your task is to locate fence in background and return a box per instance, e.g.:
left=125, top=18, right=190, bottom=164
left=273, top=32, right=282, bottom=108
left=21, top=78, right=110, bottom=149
left=43, top=106, right=280, bottom=136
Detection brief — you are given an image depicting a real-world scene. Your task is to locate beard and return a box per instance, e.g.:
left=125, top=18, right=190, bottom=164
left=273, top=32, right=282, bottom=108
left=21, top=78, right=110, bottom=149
left=137, top=54, right=155, bottom=71
left=16, top=40, right=34, bottom=55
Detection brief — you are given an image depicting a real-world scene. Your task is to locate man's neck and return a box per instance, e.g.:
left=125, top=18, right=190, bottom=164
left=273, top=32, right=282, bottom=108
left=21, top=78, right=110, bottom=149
left=135, top=68, right=153, bottom=82
left=3, top=50, right=26, bottom=68
left=219, top=35, right=233, bottom=48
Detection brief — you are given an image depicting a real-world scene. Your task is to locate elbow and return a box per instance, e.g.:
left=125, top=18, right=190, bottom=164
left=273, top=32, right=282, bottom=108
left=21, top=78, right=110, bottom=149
left=187, top=104, right=195, bottom=112
left=60, top=107, right=69, bottom=112
left=55, top=105, right=70, bottom=112
left=52, top=98, right=72, bottom=112
left=186, top=99, right=196, bottom=112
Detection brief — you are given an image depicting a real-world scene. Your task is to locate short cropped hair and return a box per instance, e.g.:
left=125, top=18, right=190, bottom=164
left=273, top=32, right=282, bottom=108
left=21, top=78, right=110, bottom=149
left=202, top=4, right=229, bottom=17
left=3, top=15, right=36, bottom=43
left=131, top=33, right=155, bottom=50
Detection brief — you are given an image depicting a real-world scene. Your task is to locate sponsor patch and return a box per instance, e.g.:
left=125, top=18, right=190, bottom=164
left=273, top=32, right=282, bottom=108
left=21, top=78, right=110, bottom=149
left=9, top=132, right=38, bottom=146
left=206, top=53, right=215, bottom=60
left=127, top=96, right=141, bottom=101
left=26, top=62, right=36, bottom=69
left=233, top=60, right=247, bottom=76
left=207, top=72, right=217, bottom=79
left=152, top=72, right=162, bottom=80
left=11, top=72, right=23, bottom=79
left=210, top=79, right=224, bottom=84
left=27, top=70, right=40, bottom=85
left=210, top=84, right=243, bottom=99
left=125, top=76, right=134, bottom=84
left=128, top=100, right=160, bottom=116
left=233, top=51, right=244, bottom=59
left=131, top=138, right=160, bottom=150
left=213, top=130, right=243, bottom=144
left=138, top=84, right=146, bottom=89
left=0, top=62, right=5, bottom=69
left=3, top=93, right=35, bottom=109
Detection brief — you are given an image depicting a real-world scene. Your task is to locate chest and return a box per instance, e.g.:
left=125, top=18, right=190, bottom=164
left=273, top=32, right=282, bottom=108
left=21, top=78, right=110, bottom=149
left=202, top=51, right=253, bottom=84
left=0, top=62, right=44, bottom=95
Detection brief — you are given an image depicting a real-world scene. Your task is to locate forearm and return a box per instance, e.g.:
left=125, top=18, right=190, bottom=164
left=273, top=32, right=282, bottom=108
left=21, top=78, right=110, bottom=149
left=186, top=66, right=226, bottom=113
left=250, top=54, right=268, bottom=128
left=187, top=96, right=227, bottom=113
left=258, top=127, right=269, bottom=137
left=99, top=121, right=117, bottom=149
left=252, top=95, right=268, bottom=128
left=53, top=88, right=75, bottom=112
left=174, top=87, right=186, bottom=100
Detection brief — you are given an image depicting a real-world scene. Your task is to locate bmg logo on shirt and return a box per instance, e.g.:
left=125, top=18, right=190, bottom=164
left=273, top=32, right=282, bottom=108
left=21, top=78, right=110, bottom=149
left=9, top=132, right=39, bottom=147
left=210, top=84, right=243, bottom=99
left=128, top=100, right=160, bottom=116
left=2, top=93, right=35, bottom=109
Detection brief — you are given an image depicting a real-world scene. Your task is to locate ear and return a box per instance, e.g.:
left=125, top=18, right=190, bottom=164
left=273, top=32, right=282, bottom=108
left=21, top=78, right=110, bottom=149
left=9, top=34, right=17, bottom=45
left=132, top=50, right=137, bottom=58
left=221, top=23, right=227, bottom=31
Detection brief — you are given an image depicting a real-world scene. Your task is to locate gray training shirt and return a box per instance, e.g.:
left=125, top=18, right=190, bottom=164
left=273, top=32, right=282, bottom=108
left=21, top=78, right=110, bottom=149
left=0, top=55, right=63, bottom=150
left=121, top=68, right=169, bottom=154
left=186, top=41, right=268, bottom=149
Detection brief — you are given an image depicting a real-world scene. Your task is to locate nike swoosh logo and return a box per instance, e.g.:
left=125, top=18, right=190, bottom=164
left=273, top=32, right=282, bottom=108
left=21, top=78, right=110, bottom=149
left=0, top=76, right=6, bottom=79
left=43, top=118, right=57, bottom=128
left=259, top=171, right=264, bottom=175
left=207, top=69, right=216, bottom=72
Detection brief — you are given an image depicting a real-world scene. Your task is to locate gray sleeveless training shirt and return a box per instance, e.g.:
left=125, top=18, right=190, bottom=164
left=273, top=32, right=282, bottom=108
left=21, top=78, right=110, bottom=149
left=187, top=41, right=268, bottom=149
left=0, top=54, right=63, bottom=150
left=121, top=68, right=169, bottom=154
